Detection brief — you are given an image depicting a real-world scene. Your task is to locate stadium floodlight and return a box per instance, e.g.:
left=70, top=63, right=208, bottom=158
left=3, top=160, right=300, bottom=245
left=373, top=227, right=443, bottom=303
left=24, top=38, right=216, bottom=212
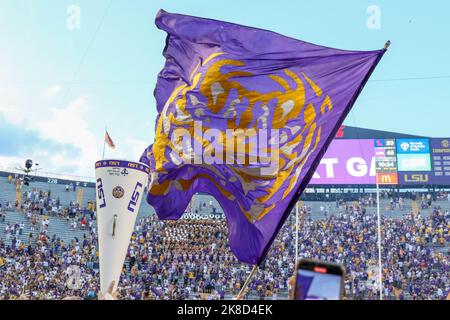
left=95, top=159, right=150, bottom=297
left=23, top=175, right=32, bottom=186
left=25, top=159, right=33, bottom=170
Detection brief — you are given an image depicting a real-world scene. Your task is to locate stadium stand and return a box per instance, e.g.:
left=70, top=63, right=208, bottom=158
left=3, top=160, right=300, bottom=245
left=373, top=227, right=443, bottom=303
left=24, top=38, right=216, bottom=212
left=0, top=172, right=448, bottom=300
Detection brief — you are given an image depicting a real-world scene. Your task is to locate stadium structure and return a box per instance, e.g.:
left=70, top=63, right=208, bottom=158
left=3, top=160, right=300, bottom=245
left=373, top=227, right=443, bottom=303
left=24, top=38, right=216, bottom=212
left=2, top=125, right=448, bottom=210
left=0, top=125, right=448, bottom=300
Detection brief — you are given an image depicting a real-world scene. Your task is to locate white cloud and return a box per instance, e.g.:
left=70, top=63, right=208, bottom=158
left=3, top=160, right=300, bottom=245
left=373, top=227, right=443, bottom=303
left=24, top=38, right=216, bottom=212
left=0, top=86, right=55, bottom=132
left=35, top=96, right=100, bottom=177
left=0, top=155, right=24, bottom=171
left=0, top=87, right=29, bottom=126
left=0, top=87, right=100, bottom=178
left=100, top=136, right=148, bottom=162
left=43, top=84, right=61, bottom=98
left=126, top=138, right=149, bottom=160
left=0, top=86, right=151, bottom=179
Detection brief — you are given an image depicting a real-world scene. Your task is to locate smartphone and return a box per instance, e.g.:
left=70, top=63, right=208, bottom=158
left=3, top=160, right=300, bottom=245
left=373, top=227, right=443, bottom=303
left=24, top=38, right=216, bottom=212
left=293, top=259, right=345, bottom=300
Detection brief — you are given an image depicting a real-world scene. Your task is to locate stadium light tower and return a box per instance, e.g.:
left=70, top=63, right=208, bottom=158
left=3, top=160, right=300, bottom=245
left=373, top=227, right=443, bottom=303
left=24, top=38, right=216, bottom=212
left=25, top=159, right=33, bottom=171
left=23, top=159, right=34, bottom=186
left=34, top=163, right=39, bottom=177
left=15, top=159, right=42, bottom=186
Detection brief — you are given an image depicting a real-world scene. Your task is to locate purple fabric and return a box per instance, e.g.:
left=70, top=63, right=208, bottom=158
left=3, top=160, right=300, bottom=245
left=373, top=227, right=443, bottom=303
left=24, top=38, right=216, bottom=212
left=141, top=10, right=385, bottom=265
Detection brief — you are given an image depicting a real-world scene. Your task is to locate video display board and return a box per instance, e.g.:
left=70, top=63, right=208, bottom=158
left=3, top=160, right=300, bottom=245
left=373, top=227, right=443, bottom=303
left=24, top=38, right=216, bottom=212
left=430, top=138, right=450, bottom=184
left=309, top=138, right=450, bottom=185
left=310, top=139, right=376, bottom=185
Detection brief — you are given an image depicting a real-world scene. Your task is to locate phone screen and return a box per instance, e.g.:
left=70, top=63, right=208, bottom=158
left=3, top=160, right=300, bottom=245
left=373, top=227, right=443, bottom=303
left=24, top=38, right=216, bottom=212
left=295, top=268, right=343, bottom=300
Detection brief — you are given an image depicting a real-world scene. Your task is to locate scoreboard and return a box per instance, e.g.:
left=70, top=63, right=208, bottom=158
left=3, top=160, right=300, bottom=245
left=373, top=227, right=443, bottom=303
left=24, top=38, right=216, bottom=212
left=382, top=138, right=449, bottom=185
left=430, top=138, right=450, bottom=184
left=310, top=137, right=450, bottom=186
left=374, top=139, right=398, bottom=185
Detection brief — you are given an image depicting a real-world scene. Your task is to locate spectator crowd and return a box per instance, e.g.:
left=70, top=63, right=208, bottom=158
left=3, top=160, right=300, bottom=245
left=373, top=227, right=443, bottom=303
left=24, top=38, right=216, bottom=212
left=0, top=186, right=449, bottom=300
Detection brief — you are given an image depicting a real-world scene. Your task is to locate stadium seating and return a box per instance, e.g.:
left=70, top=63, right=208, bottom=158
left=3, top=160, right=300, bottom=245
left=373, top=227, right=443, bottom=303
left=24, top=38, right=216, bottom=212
left=0, top=176, right=95, bottom=208
left=0, top=176, right=448, bottom=300
left=2, top=175, right=449, bottom=247
left=0, top=210, right=88, bottom=246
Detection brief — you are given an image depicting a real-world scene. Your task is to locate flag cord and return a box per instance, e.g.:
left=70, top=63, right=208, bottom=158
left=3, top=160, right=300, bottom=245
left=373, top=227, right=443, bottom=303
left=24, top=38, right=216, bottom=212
left=235, top=265, right=258, bottom=299
left=102, top=126, right=107, bottom=159
left=295, top=201, right=299, bottom=262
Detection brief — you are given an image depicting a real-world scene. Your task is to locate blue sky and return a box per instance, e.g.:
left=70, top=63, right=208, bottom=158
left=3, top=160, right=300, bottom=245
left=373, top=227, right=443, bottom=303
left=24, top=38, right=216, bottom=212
left=0, top=0, right=448, bottom=177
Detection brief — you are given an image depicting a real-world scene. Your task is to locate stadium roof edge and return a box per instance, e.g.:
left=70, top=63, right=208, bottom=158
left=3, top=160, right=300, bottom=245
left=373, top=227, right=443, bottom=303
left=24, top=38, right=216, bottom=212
left=335, top=125, right=429, bottom=139
left=0, top=169, right=95, bottom=188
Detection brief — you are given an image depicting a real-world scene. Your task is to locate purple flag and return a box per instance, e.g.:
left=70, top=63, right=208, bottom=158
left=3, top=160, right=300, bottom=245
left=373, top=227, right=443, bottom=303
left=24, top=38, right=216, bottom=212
left=141, top=10, right=386, bottom=265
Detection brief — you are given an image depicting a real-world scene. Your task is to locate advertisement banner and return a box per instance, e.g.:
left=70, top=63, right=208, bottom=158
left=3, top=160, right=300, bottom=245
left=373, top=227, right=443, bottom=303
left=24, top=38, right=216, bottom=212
left=398, top=172, right=433, bottom=185
left=308, top=138, right=448, bottom=185
left=376, top=173, right=398, bottom=185
left=396, top=138, right=430, bottom=154
left=310, top=139, right=376, bottom=185
left=430, top=138, right=450, bottom=185
left=397, top=154, right=432, bottom=172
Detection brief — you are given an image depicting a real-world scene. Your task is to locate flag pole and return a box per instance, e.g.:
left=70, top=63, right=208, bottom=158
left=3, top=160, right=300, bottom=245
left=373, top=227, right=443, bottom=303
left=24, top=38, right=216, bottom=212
left=295, top=201, right=299, bottom=262
left=376, top=179, right=383, bottom=300
left=102, top=126, right=107, bottom=159
left=235, top=265, right=258, bottom=300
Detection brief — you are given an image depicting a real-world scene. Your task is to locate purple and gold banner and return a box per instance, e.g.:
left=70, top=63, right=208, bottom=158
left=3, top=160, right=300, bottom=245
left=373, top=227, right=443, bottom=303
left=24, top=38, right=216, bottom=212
left=141, top=10, right=386, bottom=264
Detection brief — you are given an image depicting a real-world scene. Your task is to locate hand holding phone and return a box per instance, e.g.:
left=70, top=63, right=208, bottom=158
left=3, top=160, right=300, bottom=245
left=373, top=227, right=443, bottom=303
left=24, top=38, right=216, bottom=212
left=293, top=259, right=345, bottom=300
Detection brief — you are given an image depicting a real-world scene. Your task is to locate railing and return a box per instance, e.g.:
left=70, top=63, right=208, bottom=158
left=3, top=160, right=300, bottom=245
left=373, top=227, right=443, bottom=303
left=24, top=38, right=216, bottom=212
left=0, top=166, right=95, bottom=183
